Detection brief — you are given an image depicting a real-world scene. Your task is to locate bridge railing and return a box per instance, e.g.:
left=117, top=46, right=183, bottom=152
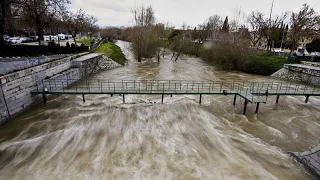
left=34, top=79, right=320, bottom=103
left=248, top=82, right=320, bottom=95
left=35, top=79, right=247, bottom=94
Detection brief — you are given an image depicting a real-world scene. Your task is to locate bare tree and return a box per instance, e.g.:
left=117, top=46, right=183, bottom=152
left=132, top=6, right=155, bottom=27
left=288, top=4, right=320, bottom=54
left=160, top=22, right=174, bottom=58
left=205, top=15, right=222, bottom=40
left=16, top=0, right=70, bottom=44
left=130, top=6, right=161, bottom=62
left=0, top=0, right=8, bottom=46
left=247, top=11, right=264, bottom=47
left=260, top=13, right=287, bottom=51
left=85, top=15, right=98, bottom=42
left=101, top=27, right=120, bottom=41
left=181, top=22, right=192, bottom=30
left=168, top=30, right=193, bottom=61
left=0, top=0, right=15, bottom=46
left=196, top=23, right=208, bottom=43
left=62, top=9, right=87, bottom=46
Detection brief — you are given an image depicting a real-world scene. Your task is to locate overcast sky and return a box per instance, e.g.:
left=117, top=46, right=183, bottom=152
left=70, top=0, right=320, bottom=28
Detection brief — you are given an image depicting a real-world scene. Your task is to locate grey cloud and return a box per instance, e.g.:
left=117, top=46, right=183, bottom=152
left=71, top=0, right=320, bottom=27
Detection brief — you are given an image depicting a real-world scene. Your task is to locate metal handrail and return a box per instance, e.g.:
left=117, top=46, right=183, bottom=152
left=36, top=79, right=320, bottom=102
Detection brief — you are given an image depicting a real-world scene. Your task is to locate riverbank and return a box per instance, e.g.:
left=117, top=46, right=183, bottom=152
left=94, top=42, right=126, bottom=65
left=176, top=43, right=287, bottom=76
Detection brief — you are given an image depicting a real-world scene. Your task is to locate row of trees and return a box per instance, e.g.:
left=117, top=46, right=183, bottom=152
left=192, top=4, right=319, bottom=53
left=93, top=3, right=320, bottom=63
left=247, top=4, right=320, bottom=53
left=120, top=3, right=319, bottom=76
left=0, top=0, right=99, bottom=47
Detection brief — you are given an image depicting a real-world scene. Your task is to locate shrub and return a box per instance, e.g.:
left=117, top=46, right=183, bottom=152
left=242, top=54, right=286, bottom=76
left=200, top=35, right=251, bottom=71
left=200, top=33, right=286, bottom=76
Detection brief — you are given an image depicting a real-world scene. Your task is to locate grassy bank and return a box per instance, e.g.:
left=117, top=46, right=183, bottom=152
left=77, top=38, right=95, bottom=46
left=94, top=42, right=126, bottom=65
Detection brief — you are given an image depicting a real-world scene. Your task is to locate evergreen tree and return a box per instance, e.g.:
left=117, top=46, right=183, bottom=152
left=222, top=16, right=229, bottom=32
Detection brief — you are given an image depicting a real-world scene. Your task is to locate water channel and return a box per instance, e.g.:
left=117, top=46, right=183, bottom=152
left=0, top=41, right=320, bottom=179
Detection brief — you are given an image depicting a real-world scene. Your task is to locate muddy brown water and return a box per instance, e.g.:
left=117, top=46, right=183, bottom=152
left=0, top=41, right=319, bottom=179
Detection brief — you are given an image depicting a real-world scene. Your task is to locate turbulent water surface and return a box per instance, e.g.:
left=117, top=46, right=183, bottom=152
left=0, top=41, right=320, bottom=180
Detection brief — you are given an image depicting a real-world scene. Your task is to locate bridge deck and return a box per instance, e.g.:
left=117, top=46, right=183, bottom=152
left=31, top=79, right=320, bottom=103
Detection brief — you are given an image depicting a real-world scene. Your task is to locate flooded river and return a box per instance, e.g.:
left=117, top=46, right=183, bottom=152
left=0, top=41, right=320, bottom=179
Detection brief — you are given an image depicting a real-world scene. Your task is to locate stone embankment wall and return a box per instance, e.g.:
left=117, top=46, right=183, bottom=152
left=0, top=53, right=121, bottom=124
left=290, top=145, right=320, bottom=179
left=0, top=54, right=70, bottom=75
left=271, top=64, right=320, bottom=86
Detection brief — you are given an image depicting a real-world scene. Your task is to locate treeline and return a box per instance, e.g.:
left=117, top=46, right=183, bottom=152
left=99, top=4, right=319, bottom=75
left=0, top=0, right=99, bottom=46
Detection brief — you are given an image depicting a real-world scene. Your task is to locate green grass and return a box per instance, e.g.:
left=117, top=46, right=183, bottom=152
left=77, top=38, right=96, bottom=46
left=94, top=42, right=126, bottom=65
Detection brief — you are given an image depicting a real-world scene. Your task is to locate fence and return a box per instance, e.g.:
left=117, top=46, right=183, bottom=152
left=90, top=39, right=105, bottom=51
left=0, top=45, right=89, bottom=57
left=33, top=79, right=320, bottom=103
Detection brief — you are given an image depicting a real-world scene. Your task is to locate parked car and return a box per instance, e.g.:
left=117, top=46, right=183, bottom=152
left=66, top=35, right=73, bottom=40
left=310, top=52, right=320, bottom=57
left=293, top=51, right=303, bottom=57
left=51, top=35, right=58, bottom=41
left=30, top=36, right=38, bottom=41
left=9, top=37, right=23, bottom=44
left=44, top=35, right=59, bottom=41
left=44, top=35, right=51, bottom=41
left=58, top=34, right=66, bottom=40
left=272, top=48, right=284, bottom=53
left=3, top=35, right=10, bottom=43
left=21, top=37, right=34, bottom=43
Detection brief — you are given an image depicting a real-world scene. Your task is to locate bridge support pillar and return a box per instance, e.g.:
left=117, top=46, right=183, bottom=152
left=82, top=94, right=85, bottom=103
left=243, top=100, right=248, bottom=115
left=276, top=95, right=280, bottom=104
left=255, top=102, right=260, bottom=114
left=199, top=94, right=202, bottom=104
left=233, top=95, right=237, bottom=106
left=42, top=93, right=46, bottom=105
left=305, top=95, right=310, bottom=103
left=111, top=94, right=113, bottom=97
left=162, top=94, right=164, bottom=104
left=123, top=94, right=125, bottom=103
left=170, top=94, right=173, bottom=97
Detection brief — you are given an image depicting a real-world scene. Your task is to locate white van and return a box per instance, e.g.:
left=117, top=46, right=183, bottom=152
left=44, top=35, right=58, bottom=41
left=58, top=34, right=66, bottom=40
left=44, top=36, right=50, bottom=41
left=51, top=35, right=58, bottom=41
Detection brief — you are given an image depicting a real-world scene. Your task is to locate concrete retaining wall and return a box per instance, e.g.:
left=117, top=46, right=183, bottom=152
left=290, top=145, right=320, bottom=179
left=71, top=53, right=104, bottom=76
left=0, top=55, right=70, bottom=75
left=271, top=64, right=320, bottom=86
left=0, top=52, right=120, bottom=124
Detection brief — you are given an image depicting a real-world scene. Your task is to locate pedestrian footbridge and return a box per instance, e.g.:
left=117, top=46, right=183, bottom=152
left=31, top=79, right=320, bottom=115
